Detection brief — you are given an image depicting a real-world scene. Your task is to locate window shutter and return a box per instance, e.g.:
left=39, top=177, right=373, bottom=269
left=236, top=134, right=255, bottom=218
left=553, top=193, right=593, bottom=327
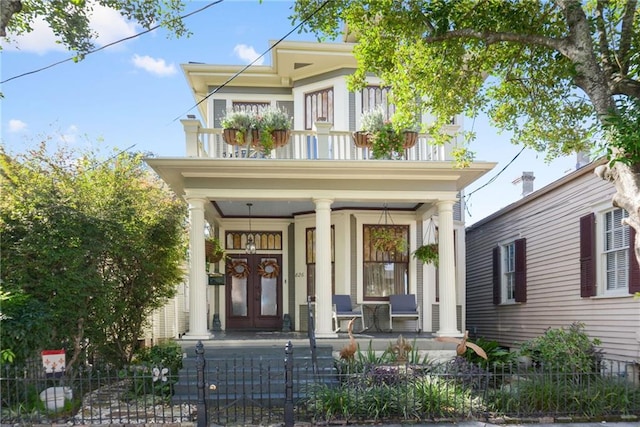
left=629, top=227, right=640, bottom=294
left=514, top=238, right=527, bottom=302
left=580, top=213, right=596, bottom=297
left=492, top=246, right=501, bottom=305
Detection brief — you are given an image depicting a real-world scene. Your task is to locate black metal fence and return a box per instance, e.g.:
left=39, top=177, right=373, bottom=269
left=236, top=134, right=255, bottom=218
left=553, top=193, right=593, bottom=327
left=2, top=342, right=640, bottom=426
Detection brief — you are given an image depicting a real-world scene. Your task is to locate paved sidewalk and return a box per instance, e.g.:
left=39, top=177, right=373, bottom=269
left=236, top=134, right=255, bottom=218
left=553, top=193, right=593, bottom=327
left=352, top=422, right=640, bottom=427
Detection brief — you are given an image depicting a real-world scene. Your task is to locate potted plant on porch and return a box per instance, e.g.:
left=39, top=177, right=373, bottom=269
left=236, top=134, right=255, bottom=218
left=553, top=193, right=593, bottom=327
left=254, top=106, right=292, bottom=154
left=370, top=227, right=407, bottom=253
left=221, top=110, right=254, bottom=146
left=205, top=237, right=225, bottom=263
left=412, top=243, right=438, bottom=266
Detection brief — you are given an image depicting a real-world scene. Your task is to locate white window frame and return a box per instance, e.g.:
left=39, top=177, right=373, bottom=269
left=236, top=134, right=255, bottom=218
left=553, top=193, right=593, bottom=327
left=596, top=206, right=630, bottom=295
left=500, top=239, right=517, bottom=304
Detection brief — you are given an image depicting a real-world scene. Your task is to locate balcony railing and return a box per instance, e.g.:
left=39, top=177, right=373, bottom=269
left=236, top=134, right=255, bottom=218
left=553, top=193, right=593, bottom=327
left=182, top=119, right=453, bottom=161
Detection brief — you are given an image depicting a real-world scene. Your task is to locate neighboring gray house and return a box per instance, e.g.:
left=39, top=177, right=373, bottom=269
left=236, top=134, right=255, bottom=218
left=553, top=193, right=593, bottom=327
left=466, top=159, right=640, bottom=364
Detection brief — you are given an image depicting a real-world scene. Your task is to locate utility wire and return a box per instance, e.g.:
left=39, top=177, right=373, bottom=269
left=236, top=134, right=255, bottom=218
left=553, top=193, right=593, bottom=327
left=1, top=1, right=222, bottom=84
left=463, top=146, right=526, bottom=218
left=171, top=0, right=333, bottom=122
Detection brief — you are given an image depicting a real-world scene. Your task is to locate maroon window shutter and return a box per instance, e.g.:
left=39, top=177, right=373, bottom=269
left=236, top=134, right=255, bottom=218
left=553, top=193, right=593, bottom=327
left=492, top=246, right=501, bottom=304
left=514, top=238, right=527, bottom=302
left=580, top=213, right=596, bottom=297
left=629, top=227, right=640, bottom=294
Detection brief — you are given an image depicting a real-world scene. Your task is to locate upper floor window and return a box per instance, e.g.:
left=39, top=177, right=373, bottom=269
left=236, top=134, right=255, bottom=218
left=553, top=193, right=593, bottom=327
left=363, top=224, right=409, bottom=300
left=232, top=101, right=270, bottom=114
left=580, top=209, right=640, bottom=297
left=305, top=88, right=333, bottom=130
left=361, top=86, right=394, bottom=119
left=493, top=238, right=527, bottom=304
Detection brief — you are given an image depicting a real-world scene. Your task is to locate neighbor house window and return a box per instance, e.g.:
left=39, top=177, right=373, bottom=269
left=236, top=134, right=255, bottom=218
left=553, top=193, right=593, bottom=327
left=604, top=208, right=629, bottom=292
left=363, top=224, right=409, bottom=300
left=305, top=88, right=333, bottom=129
left=493, top=238, right=527, bottom=304
left=580, top=209, right=640, bottom=297
left=306, top=227, right=335, bottom=300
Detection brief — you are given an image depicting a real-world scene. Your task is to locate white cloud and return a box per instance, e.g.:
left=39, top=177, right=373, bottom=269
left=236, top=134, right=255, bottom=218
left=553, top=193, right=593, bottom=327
left=131, top=54, right=176, bottom=77
left=2, top=4, right=139, bottom=54
left=233, top=44, right=264, bottom=65
left=8, top=119, right=27, bottom=132
left=59, top=125, right=79, bottom=144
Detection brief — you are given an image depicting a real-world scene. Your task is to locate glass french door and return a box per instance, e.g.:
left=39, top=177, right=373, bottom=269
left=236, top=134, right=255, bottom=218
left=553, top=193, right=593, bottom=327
left=225, top=254, right=282, bottom=330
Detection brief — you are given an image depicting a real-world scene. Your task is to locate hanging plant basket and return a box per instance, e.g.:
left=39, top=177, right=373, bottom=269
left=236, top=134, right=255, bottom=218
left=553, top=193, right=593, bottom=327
left=352, top=131, right=373, bottom=148
left=205, top=238, right=225, bottom=263
left=413, top=217, right=438, bottom=265
left=413, top=243, right=439, bottom=266
left=402, top=131, right=418, bottom=149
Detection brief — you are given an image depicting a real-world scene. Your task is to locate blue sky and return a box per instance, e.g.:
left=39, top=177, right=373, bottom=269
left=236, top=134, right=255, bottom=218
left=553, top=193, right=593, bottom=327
left=1, top=0, right=579, bottom=225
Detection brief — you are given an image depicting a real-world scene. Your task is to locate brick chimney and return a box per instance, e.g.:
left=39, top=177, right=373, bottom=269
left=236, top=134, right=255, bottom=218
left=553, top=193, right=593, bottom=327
left=512, top=171, right=535, bottom=197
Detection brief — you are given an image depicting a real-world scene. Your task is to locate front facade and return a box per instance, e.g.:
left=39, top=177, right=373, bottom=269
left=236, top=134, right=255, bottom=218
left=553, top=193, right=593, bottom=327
left=466, top=159, right=640, bottom=364
left=147, top=39, right=495, bottom=339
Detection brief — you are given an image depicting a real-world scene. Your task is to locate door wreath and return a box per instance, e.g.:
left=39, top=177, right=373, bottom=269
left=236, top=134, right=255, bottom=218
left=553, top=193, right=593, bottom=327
left=227, top=260, right=250, bottom=279
left=257, top=259, right=279, bottom=279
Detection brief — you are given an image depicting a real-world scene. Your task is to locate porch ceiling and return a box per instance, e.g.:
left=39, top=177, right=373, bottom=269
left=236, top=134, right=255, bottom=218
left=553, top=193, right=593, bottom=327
left=145, top=158, right=496, bottom=218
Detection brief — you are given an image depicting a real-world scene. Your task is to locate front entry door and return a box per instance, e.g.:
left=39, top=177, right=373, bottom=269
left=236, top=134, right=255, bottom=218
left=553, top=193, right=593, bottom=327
left=225, top=254, right=282, bottom=330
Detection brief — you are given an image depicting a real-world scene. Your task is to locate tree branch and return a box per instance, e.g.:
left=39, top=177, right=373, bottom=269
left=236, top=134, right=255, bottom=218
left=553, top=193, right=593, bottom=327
left=423, top=28, right=568, bottom=54
left=0, top=0, right=22, bottom=37
left=618, top=0, right=637, bottom=76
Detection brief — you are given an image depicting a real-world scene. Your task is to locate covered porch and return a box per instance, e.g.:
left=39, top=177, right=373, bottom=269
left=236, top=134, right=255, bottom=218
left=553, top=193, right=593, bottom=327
left=146, top=153, right=495, bottom=341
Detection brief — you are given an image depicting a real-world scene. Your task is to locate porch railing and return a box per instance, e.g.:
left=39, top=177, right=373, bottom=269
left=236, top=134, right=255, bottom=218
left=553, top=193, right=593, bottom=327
left=182, top=119, right=452, bottom=161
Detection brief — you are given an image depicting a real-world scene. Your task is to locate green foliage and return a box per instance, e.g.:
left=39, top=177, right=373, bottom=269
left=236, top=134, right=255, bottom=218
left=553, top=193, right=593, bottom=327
left=370, top=124, right=404, bottom=160
left=0, top=143, right=187, bottom=370
left=462, top=337, right=515, bottom=369
left=488, top=375, right=640, bottom=417
left=2, top=0, right=190, bottom=57
left=519, top=323, right=602, bottom=374
left=412, top=243, right=438, bottom=266
left=292, top=1, right=639, bottom=168
left=360, top=107, right=386, bottom=133
left=599, top=98, right=640, bottom=169
left=123, top=341, right=184, bottom=401
left=370, top=226, right=407, bottom=253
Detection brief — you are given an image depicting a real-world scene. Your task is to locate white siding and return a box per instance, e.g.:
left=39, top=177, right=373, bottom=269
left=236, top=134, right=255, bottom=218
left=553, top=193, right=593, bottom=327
left=466, top=163, right=640, bottom=362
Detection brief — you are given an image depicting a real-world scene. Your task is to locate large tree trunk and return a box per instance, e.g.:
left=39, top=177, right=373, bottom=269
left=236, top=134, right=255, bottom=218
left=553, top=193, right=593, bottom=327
left=0, top=0, right=22, bottom=36
left=595, top=162, right=640, bottom=265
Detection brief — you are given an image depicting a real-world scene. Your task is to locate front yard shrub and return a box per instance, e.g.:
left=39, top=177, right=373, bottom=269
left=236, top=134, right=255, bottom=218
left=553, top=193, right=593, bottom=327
left=519, top=322, right=603, bottom=374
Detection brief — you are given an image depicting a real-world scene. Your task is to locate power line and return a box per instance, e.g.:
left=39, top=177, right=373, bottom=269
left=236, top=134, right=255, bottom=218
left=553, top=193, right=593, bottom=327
left=1, top=1, right=222, bottom=84
left=171, top=0, right=333, bottom=122
left=463, top=145, right=526, bottom=219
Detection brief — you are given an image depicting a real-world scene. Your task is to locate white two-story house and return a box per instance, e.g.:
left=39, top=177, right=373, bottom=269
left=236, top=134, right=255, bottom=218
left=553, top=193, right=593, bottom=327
left=146, top=38, right=495, bottom=339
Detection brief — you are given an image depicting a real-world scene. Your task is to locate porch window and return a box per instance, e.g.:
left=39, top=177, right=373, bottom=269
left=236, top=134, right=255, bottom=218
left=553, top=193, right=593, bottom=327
left=361, top=85, right=394, bottom=119
left=603, top=208, right=630, bottom=292
left=363, top=224, right=409, bottom=300
left=306, top=227, right=335, bottom=301
left=304, top=87, right=333, bottom=130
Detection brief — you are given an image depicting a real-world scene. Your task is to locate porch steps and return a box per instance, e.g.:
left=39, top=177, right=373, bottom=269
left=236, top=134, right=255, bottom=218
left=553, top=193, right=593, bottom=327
left=171, top=344, right=337, bottom=404
left=171, top=335, right=458, bottom=404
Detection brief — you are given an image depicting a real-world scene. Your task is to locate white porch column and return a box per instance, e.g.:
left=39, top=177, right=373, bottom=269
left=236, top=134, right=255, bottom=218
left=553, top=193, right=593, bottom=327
left=181, top=118, right=201, bottom=157
left=314, top=198, right=337, bottom=338
left=184, top=197, right=213, bottom=340
left=436, top=199, right=462, bottom=337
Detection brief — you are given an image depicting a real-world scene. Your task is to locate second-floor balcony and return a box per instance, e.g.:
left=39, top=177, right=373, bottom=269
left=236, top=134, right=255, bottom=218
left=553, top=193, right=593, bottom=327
left=182, top=119, right=456, bottom=162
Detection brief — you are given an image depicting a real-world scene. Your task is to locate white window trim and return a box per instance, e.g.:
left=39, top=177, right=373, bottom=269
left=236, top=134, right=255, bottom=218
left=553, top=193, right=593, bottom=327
left=593, top=202, right=630, bottom=296
left=498, top=238, right=518, bottom=304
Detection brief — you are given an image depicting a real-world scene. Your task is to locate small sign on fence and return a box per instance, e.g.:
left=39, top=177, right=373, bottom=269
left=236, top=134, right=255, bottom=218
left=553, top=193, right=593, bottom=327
left=41, top=349, right=65, bottom=378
